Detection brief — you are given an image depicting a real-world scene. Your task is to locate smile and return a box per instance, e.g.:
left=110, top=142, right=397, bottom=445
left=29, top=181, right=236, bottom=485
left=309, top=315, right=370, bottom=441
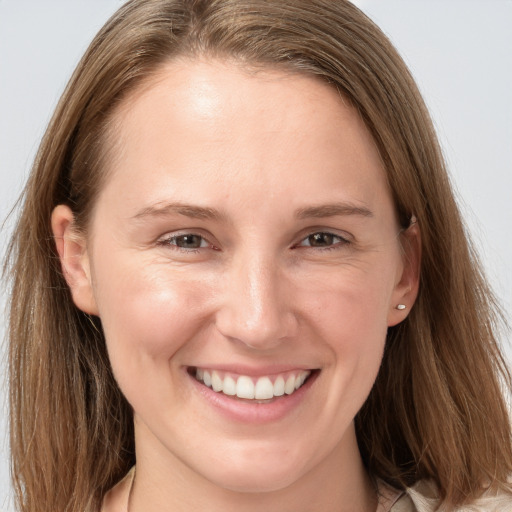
left=192, top=368, right=312, bottom=401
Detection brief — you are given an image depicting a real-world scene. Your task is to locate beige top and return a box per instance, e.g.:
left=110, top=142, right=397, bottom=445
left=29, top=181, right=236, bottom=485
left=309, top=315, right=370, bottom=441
left=101, top=467, right=512, bottom=512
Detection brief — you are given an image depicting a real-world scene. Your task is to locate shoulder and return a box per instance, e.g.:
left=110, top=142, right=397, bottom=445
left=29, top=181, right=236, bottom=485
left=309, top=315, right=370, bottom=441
left=378, top=479, right=512, bottom=512
left=376, top=480, right=416, bottom=512
left=405, top=479, right=512, bottom=512
left=100, top=467, right=135, bottom=512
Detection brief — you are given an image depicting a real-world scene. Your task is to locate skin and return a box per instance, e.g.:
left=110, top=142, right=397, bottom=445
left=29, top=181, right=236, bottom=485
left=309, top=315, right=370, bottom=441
left=52, top=59, right=420, bottom=512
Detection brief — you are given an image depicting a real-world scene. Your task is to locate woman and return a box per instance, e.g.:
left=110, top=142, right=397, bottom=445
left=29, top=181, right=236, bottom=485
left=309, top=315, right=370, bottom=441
left=6, top=1, right=511, bottom=511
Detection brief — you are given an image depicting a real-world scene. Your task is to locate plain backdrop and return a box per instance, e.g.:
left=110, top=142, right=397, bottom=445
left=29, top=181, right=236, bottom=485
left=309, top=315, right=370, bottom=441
left=1, top=1, right=511, bottom=509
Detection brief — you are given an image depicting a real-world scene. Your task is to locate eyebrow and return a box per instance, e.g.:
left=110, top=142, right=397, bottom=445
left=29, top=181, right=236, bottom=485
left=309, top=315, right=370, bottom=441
left=295, top=203, right=374, bottom=219
left=132, top=201, right=373, bottom=222
left=132, top=202, right=226, bottom=221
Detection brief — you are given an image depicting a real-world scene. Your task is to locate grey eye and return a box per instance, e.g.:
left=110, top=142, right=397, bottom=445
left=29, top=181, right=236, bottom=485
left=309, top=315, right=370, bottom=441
left=170, top=234, right=207, bottom=249
left=300, top=232, right=347, bottom=248
left=307, top=233, right=336, bottom=247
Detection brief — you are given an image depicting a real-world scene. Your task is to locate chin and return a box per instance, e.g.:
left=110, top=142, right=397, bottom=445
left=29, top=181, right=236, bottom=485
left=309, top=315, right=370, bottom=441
left=206, top=465, right=303, bottom=494
left=196, top=442, right=313, bottom=494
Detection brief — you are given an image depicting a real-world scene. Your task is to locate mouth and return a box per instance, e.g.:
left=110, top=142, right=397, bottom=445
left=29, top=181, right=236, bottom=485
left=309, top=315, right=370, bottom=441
left=188, top=367, right=314, bottom=403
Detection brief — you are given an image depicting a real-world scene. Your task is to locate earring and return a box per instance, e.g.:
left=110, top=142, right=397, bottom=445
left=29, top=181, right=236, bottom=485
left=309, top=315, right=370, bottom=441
left=396, top=304, right=406, bottom=310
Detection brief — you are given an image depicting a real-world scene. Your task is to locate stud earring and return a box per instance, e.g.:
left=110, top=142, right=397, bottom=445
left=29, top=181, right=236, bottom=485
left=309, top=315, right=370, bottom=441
left=396, top=304, right=407, bottom=310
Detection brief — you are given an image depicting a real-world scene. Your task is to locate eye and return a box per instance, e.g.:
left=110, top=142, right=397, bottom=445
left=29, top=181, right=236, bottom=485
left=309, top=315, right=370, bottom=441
left=297, top=232, right=349, bottom=249
left=159, top=233, right=211, bottom=250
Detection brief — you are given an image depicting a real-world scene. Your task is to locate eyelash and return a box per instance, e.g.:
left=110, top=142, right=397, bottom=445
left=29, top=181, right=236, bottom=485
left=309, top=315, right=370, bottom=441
left=294, top=232, right=350, bottom=251
left=157, top=233, right=217, bottom=253
left=157, top=231, right=350, bottom=253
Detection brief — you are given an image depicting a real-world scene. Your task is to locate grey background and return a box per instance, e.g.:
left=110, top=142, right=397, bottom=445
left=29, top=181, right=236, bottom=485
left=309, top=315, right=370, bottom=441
left=1, top=1, right=511, bottom=509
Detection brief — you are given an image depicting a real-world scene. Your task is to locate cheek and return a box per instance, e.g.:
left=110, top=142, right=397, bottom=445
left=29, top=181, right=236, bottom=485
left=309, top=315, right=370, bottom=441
left=298, top=261, right=395, bottom=389
left=299, top=257, right=397, bottom=337
left=315, top=284, right=388, bottom=374
left=91, top=255, right=214, bottom=379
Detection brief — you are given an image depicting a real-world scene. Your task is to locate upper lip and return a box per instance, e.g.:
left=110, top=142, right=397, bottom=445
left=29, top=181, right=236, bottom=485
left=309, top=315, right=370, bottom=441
left=186, top=364, right=317, bottom=377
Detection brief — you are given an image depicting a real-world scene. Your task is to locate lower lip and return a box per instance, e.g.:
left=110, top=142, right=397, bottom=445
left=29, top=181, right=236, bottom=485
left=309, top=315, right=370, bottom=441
left=187, top=370, right=319, bottom=424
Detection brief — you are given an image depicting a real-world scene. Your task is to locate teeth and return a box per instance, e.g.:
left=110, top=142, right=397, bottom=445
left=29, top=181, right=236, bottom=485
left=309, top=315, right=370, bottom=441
left=194, top=368, right=311, bottom=400
left=236, top=376, right=255, bottom=399
left=254, top=377, right=274, bottom=400
left=211, top=371, right=223, bottom=392
left=273, top=376, right=285, bottom=396
left=223, top=375, right=237, bottom=396
left=284, top=375, right=295, bottom=395
left=295, top=373, right=304, bottom=390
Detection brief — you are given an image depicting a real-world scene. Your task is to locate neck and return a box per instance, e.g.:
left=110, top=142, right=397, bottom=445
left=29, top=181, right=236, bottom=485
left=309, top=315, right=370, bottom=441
left=130, top=422, right=376, bottom=512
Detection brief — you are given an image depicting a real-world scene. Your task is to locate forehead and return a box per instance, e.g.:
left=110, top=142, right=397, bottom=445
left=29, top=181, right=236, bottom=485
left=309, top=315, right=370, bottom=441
left=98, top=59, right=390, bottom=220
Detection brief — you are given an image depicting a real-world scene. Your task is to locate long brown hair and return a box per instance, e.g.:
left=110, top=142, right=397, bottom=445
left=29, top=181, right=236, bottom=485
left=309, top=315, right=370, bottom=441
left=6, top=1, right=511, bottom=511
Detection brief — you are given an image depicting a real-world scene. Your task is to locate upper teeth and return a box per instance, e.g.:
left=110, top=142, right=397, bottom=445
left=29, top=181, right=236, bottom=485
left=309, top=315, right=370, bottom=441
left=195, top=368, right=311, bottom=400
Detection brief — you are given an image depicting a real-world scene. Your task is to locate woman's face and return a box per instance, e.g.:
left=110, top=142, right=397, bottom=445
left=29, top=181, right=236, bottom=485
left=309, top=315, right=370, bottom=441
left=56, top=60, right=418, bottom=493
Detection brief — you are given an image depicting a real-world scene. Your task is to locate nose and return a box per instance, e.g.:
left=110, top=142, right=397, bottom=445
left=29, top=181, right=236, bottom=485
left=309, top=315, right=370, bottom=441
left=215, top=252, right=298, bottom=350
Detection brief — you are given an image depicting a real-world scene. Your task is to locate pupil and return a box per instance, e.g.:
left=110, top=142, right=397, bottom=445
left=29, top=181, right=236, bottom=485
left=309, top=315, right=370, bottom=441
left=178, top=235, right=201, bottom=248
left=309, top=233, right=333, bottom=246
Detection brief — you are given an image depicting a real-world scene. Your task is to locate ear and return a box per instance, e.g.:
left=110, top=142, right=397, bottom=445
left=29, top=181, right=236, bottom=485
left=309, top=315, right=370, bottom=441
left=387, top=221, right=421, bottom=327
left=51, top=205, right=99, bottom=315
